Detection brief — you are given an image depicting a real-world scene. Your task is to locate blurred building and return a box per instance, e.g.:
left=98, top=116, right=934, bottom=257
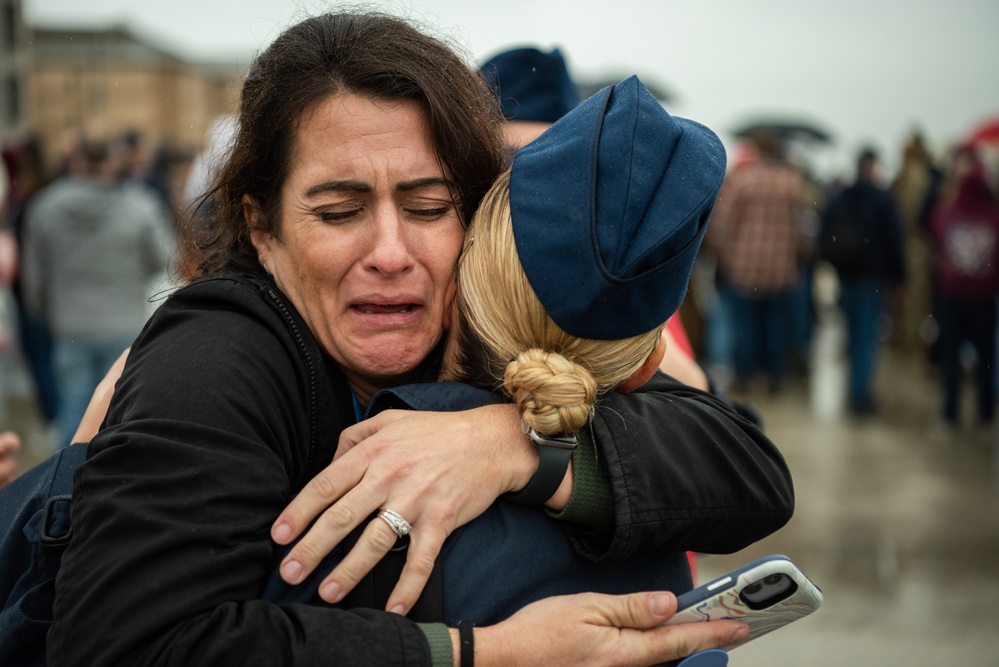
left=4, top=0, right=243, bottom=172
left=0, top=0, right=29, bottom=141
left=28, top=24, right=242, bottom=166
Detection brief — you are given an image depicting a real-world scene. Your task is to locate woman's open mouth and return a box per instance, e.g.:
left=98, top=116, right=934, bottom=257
left=355, top=304, right=416, bottom=314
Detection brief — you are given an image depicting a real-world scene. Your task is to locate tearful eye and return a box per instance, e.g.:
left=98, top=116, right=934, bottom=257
left=407, top=206, right=451, bottom=218
left=319, top=209, right=361, bottom=223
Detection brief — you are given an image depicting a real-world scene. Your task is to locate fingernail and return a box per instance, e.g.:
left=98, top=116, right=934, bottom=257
left=734, top=625, right=751, bottom=642
left=649, top=592, right=671, bottom=616
left=273, top=522, right=292, bottom=543
left=389, top=604, right=406, bottom=615
left=281, top=559, right=302, bottom=584
left=321, top=581, right=342, bottom=603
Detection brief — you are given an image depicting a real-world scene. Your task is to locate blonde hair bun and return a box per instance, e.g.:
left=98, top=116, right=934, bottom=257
left=503, top=348, right=597, bottom=435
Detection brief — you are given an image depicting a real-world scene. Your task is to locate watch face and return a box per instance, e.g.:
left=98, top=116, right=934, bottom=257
left=525, top=427, right=578, bottom=450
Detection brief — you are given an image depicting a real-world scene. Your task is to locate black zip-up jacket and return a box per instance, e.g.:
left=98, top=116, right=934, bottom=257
left=49, top=273, right=792, bottom=667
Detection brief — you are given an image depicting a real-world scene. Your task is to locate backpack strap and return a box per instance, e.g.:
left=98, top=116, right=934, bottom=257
left=36, top=446, right=87, bottom=546
left=0, top=444, right=89, bottom=666
left=18, top=445, right=89, bottom=547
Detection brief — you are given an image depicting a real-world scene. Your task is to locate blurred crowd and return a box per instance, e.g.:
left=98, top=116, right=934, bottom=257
left=2, top=104, right=998, bottom=482
left=699, top=127, right=999, bottom=430
left=0, top=117, right=235, bottom=466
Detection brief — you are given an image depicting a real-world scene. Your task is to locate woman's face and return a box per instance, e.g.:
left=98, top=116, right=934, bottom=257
left=249, top=94, right=464, bottom=401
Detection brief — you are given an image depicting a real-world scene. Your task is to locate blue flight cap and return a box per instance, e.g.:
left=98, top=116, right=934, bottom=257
left=510, top=75, right=726, bottom=339
left=479, top=47, right=580, bottom=123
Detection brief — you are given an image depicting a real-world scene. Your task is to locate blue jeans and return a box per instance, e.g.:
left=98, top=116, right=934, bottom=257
left=726, top=286, right=794, bottom=389
left=791, top=268, right=815, bottom=362
left=838, top=277, right=885, bottom=410
left=705, top=286, right=736, bottom=370
left=14, top=296, right=62, bottom=423
left=937, top=296, right=997, bottom=424
left=53, top=337, right=134, bottom=448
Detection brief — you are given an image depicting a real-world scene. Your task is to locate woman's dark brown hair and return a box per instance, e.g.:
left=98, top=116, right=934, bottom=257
left=183, top=11, right=506, bottom=277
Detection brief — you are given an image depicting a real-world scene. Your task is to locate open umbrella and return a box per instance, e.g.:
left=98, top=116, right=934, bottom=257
left=731, top=119, right=833, bottom=145
left=964, top=118, right=999, bottom=147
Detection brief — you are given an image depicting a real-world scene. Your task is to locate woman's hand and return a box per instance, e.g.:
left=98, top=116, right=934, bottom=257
left=474, top=590, right=748, bottom=667
left=271, top=404, right=541, bottom=614
left=72, top=348, right=130, bottom=443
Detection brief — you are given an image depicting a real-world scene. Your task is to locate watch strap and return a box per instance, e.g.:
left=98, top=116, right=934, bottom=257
left=505, top=428, right=577, bottom=506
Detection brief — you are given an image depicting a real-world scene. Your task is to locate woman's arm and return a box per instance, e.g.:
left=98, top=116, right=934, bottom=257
left=576, top=372, right=794, bottom=561
left=273, top=371, right=792, bottom=614
left=71, top=348, right=129, bottom=443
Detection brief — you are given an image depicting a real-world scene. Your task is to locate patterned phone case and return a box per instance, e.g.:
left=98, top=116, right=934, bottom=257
left=667, top=554, right=823, bottom=649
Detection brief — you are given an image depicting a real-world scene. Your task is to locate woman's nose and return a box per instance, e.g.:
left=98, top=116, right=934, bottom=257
left=364, top=206, right=413, bottom=276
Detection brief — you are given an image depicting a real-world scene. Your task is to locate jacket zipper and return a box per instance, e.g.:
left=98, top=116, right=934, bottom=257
left=263, top=285, right=321, bottom=479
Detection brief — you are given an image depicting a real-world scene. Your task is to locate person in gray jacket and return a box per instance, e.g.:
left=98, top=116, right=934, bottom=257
left=21, top=124, right=174, bottom=447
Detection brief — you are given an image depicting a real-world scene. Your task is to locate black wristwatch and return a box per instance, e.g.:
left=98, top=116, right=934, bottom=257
left=505, top=426, right=578, bottom=505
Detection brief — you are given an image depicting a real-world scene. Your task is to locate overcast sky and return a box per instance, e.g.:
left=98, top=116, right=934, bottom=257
left=23, top=0, right=999, bottom=179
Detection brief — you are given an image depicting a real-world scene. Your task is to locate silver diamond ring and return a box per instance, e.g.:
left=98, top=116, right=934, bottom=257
left=376, top=508, right=412, bottom=538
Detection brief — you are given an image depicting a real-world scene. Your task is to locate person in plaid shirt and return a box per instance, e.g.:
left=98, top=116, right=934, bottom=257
left=706, top=132, right=808, bottom=396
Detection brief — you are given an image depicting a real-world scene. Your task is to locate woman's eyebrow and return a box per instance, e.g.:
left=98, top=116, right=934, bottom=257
left=305, top=180, right=370, bottom=197
left=305, top=177, right=453, bottom=197
left=396, top=177, right=454, bottom=192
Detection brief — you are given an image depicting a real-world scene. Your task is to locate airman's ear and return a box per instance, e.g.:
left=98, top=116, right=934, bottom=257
left=616, top=331, right=667, bottom=393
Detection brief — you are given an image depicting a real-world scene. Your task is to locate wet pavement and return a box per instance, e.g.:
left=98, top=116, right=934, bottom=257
left=696, top=310, right=999, bottom=666
left=4, top=309, right=999, bottom=666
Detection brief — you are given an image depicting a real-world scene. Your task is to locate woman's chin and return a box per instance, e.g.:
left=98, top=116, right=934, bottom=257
left=347, top=341, right=439, bottom=387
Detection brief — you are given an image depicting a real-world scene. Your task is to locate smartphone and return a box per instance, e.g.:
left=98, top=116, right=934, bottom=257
left=666, top=554, right=823, bottom=649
